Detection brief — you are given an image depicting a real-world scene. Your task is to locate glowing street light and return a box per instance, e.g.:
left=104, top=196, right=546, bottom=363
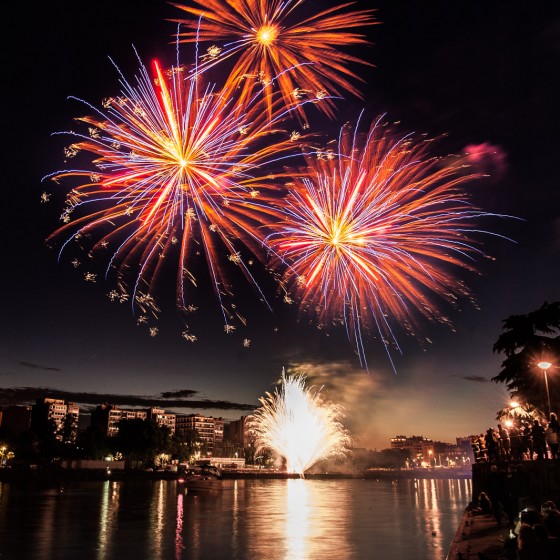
left=537, top=361, right=552, bottom=418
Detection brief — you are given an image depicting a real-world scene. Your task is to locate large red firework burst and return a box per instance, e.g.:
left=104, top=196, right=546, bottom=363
left=45, top=54, right=301, bottom=339
left=171, top=0, right=376, bottom=124
left=267, top=116, right=508, bottom=368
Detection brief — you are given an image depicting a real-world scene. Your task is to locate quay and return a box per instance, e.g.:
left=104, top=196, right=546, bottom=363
left=447, top=509, right=511, bottom=560
left=447, top=459, right=560, bottom=560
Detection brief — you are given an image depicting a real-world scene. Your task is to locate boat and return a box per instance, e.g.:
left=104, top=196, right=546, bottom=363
left=178, top=465, right=223, bottom=492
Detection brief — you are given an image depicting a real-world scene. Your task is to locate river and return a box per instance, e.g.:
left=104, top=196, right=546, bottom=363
left=0, top=477, right=470, bottom=559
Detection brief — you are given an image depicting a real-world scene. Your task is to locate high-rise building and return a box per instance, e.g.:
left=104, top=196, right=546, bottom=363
left=148, top=408, right=176, bottom=435
left=31, top=398, right=80, bottom=443
left=176, top=414, right=224, bottom=454
left=224, top=416, right=249, bottom=447
left=91, top=404, right=148, bottom=437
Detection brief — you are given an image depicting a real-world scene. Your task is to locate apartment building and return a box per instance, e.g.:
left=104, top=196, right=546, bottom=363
left=91, top=404, right=148, bottom=437
left=148, top=407, right=176, bottom=435
left=31, top=398, right=80, bottom=443
left=390, top=434, right=435, bottom=462
left=176, top=414, right=224, bottom=454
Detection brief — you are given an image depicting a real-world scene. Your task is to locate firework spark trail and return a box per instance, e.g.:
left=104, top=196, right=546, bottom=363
left=44, top=48, right=304, bottom=336
left=267, top=115, right=514, bottom=370
left=171, top=0, right=377, bottom=124
left=248, top=370, right=351, bottom=476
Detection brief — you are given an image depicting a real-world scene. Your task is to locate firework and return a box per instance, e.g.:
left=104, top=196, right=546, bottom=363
left=171, top=0, right=376, bottom=124
left=248, top=370, right=351, bottom=476
left=267, top=115, right=509, bottom=369
left=44, top=51, right=300, bottom=335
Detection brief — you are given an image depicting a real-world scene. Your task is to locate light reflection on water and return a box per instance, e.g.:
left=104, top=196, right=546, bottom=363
left=98, top=481, right=119, bottom=560
left=0, top=477, right=470, bottom=560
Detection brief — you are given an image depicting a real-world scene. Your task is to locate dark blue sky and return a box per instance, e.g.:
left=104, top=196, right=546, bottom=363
left=2, top=0, right=559, bottom=449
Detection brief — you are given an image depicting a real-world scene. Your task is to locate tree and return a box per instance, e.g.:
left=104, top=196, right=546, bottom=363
left=170, top=427, right=199, bottom=463
left=112, top=419, right=171, bottom=468
left=58, top=413, right=78, bottom=445
left=77, top=425, right=111, bottom=460
left=492, top=301, right=560, bottom=416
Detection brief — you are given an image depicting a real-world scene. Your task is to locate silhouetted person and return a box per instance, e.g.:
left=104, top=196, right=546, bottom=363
left=485, top=428, right=500, bottom=462
left=541, top=501, right=560, bottom=539
left=545, top=422, right=559, bottom=459
left=517, top=523, right=545, bottom=560
left=471, top=491, right=493, bottom=516
left=549, top=413, right=560, bottom=433
left=498, top=424, right=511, bottom=459
left=521, top=420, right=533, bottom=460
left=472, top=435, right=483, bottom=462
left=531, top=420, right=547, bottom=460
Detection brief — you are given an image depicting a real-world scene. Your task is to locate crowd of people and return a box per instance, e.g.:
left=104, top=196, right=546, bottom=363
left=471, top=494, right=560, bottom=559
left=471, top=413, right=560, bottom=463
left=466, top=412, right=560, bottom=558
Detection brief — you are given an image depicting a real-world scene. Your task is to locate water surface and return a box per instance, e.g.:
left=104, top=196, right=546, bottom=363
left=0, top=477, right=470, bottom=559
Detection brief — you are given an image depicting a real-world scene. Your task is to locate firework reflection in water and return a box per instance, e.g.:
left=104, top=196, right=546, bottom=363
left=248, top=370, right=351, bottom=476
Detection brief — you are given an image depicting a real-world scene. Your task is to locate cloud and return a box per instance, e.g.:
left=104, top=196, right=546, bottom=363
left=159, top=389, right=198, bottom=399
left=457, top=375, right=489, bottom=383
left=0, top=386, right=256, bottom=412
left=18, top=361, right=61, bottom=372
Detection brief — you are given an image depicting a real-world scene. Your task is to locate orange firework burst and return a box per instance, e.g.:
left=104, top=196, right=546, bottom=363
left=267, top=115, right=510, bottom=368
left=171, top=0, right=376, bottom=124
left=44, top=53, right=300, bottom=337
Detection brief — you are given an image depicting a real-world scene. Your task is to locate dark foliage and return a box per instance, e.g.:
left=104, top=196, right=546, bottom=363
left=492, top=302, right=560, bottom=415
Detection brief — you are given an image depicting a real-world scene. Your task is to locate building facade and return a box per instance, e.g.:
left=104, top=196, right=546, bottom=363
left=91, top=404, right=148, bottom=437
left=176, top=414, right=224, bottom=455
left=31, top=398, right=80, bottom=443
left=391, top=434, right=471, bottom=467
left=148, top=408, right=176, bottom=435
left=224, top=416, right=250, bottom=447
left=390, top=435, right=435, bottom=464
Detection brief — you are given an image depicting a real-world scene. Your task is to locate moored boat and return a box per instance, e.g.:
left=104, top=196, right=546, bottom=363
left=178, top=465, right=223, bottom=492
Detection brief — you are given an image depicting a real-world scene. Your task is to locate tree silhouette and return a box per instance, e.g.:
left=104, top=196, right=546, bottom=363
left=112, top=418, right=171, bottom=468
left=170, top=427, right=199, bottom=463
left=492, top=301, right=560, bottom=416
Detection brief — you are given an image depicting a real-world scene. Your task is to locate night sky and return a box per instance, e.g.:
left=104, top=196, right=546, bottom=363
left=2, top=0, right=559, bottom=450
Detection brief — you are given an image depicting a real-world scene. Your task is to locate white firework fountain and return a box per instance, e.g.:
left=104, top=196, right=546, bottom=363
left=248, top=370, right=352, bottom=476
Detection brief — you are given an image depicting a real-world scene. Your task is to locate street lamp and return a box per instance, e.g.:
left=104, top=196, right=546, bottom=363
left=537, top=361, right=552, bottom=418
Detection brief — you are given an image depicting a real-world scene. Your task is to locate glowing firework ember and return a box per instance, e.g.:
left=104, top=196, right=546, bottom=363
left=172, top=0, right=376, bottom=123
left=248, top=370, right=351, bottom=476
left=267, top=115, right=511, bottom=369
left=44, top=51, right=299, bottom=335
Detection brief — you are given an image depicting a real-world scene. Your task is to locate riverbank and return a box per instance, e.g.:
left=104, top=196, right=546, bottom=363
left=0, top=465, right=471, bottom=483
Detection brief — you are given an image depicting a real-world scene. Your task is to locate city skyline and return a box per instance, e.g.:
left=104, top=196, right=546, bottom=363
left=2, top=396, right=475, bottom=452
left=2, top=0, right=559, bottom=450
